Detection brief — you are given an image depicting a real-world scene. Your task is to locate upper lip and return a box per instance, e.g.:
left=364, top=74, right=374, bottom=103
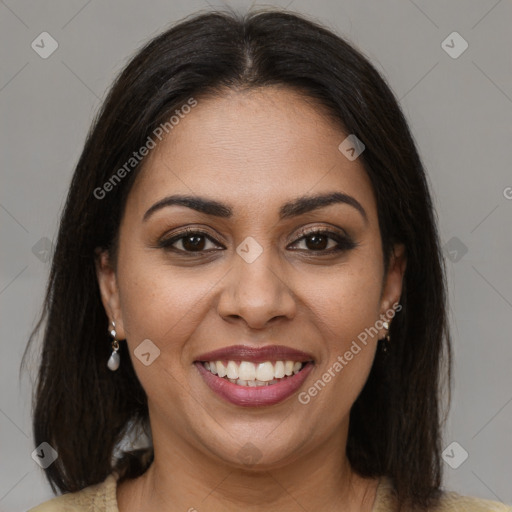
left=195, top=345, right=314, bottom=364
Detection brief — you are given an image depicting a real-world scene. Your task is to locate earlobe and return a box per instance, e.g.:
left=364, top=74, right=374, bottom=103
left=94, top=248, right=126, bottom=339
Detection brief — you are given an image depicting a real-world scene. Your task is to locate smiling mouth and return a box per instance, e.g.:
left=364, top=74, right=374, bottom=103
left=201, top=360, right=310, bottom=387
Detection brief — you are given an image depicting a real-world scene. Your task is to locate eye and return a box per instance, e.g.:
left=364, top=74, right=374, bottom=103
left=158, top=229, right=224, bottom=253
left=157, top=227, right=357, bottom=255
left=288, top=228, right=357, bottom=253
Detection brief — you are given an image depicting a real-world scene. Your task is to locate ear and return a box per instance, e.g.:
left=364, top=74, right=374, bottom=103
left=378, top=243, right=407, bottom=336
left=95, top=248, right=126, bottom=339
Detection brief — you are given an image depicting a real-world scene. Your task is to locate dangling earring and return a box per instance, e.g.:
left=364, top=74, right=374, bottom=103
left=381, top=320, right=391, bottom=353
left=107, top=321, right=120, bottom=371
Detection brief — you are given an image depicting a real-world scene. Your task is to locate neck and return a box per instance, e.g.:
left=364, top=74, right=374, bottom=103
left=118, top=426, right=379, bottom=512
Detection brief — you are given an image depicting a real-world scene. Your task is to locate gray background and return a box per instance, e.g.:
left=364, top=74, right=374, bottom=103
left=1, top=0, right=511, bottom=510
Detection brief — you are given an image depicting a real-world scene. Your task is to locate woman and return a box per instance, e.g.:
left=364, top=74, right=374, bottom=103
left=24, top=9, right=511, bottom=512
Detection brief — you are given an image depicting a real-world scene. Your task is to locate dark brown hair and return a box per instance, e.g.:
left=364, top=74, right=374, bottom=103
left=22, top=9, right=451, bottom=511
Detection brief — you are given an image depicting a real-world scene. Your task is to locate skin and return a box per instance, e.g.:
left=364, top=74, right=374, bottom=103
left=96, top=86, right=406, bottom=512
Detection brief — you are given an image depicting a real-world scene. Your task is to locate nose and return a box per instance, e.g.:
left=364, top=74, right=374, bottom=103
left=217, top=249, right=297, bottom=330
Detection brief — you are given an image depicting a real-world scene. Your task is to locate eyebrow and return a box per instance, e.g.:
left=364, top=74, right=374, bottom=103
left=143, top=192, right=367, bottom=223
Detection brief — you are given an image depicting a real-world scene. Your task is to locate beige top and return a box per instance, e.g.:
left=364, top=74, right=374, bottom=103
left=27, top=472, right=512, bottom=512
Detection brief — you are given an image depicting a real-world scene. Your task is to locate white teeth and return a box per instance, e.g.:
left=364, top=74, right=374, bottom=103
left=226, top=361, right=238, bottom=379
left=274, top=361, right=285, bottom=379
left=203, top=359, right=307, bottom=385
left=216, top=361, right=227, bottom=378
left=255, top=362, right=274, bottom=382
left=238, top=361, right=256, bottom=381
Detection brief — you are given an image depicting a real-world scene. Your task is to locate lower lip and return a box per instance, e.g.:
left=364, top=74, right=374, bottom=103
left=195, top=362, right=314, bottom=407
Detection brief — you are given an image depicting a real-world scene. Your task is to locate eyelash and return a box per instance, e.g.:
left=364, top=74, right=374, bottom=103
left=157, top=227, right=357, bottom=256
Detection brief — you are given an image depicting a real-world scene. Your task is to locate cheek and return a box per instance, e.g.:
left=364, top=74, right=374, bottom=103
left=115, top=257, right=219, bottom=419
left=297, top=267, right=382, bottom=422
left=116, top=254, right=220, bottom=359
left=302, top=256, right=384, bottom=342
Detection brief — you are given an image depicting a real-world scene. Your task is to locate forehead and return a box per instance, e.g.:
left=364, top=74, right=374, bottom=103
left=127, top=86, right=377, bottom=223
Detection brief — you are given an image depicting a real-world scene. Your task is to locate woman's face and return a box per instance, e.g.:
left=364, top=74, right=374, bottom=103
left=97, top=86, right=405, bottom=469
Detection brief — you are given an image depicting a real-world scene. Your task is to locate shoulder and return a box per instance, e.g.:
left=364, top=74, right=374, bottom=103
left=26, top=473, right=119, bottom=512
left=374, top=477, right=512, bottom=512
left=435, top=490, right=512, bottom=512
